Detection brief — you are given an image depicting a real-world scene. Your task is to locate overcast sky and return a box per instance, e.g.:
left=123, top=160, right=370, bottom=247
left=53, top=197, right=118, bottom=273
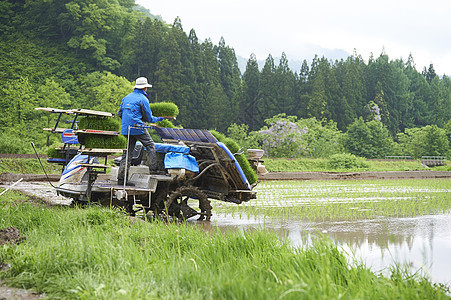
left=136, top=0, right=451, bottom=75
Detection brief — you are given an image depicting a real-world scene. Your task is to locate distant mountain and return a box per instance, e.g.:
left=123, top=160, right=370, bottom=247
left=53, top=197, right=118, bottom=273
left=133, top=4, right=163, bottom=21
left=236, top=48, right=349, bottom=74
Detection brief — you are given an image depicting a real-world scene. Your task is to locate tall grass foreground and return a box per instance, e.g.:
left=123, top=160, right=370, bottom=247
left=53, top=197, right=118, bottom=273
left=0, top=191, right=448, bottom=299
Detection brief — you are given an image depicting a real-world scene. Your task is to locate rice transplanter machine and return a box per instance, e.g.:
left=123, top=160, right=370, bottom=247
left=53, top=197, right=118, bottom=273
left=37, top=107, right=264, bottom=221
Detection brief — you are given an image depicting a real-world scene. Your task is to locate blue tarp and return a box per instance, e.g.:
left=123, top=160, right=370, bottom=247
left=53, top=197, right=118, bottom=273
left=155, top=143, right=190, bottom=154
left=164, top=152, right=199, bottom=173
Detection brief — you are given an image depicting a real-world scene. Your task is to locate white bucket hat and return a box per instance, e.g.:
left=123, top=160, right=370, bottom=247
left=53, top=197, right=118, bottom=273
left=134, top=77, right=152, bottom=89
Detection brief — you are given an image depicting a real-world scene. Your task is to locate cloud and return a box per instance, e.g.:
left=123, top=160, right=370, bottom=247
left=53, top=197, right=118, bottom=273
left=136, top=0, right=451, bottom=74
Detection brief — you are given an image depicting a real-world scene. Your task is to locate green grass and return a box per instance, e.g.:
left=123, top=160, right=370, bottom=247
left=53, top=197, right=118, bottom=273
left=263, top=157, right=439, bottom=172
left=0, top=158, right=61, bottom=174
left=214, top=179, right=451, bottom=222
left=0, top=191, right=448, bottom=299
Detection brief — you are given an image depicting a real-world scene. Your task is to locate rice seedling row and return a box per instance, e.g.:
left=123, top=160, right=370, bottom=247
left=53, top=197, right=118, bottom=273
left=212, top=179, right=451, bottom=221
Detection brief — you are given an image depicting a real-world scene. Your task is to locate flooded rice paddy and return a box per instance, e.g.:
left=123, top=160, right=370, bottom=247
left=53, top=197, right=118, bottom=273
left=207, top=179, right=451, bottom=286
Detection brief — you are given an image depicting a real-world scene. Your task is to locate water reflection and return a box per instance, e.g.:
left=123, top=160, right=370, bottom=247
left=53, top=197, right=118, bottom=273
left=198, top=212, right=451, bottom=286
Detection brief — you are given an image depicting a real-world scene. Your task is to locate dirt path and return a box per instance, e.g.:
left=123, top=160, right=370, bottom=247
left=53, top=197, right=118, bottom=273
left=0, top=282, right=45, bottom=299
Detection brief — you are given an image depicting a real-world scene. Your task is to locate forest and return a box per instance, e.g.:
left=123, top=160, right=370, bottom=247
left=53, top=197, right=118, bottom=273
left=0, top=0, right=450, bottom=158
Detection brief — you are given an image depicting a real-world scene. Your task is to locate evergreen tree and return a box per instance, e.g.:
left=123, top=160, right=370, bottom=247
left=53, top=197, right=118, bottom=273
left=294, top=59, right=310, bottom=118
left=240, top=54, right=261, bottom=130
left=341, top=53, right=367, bottom=122
left=274, top=52, right=295, bottom=114
left=325, top=65, right=343, bottom=126
left=216, top=37, right=241, bottom=125
left=438, top=76, right=451, bottom=126
left=121, top=18, right=165, bottom=82
left=307, top=57, right=330, bottom=120
left=187, top=29, right=207, bottom=129
left=257, top=54, right=277, bottom=121
left=367, top=54, right=412, bottom=134
left=403, top=56, right=433, bottom=126
left=429, top=76, right=441, bottom=127
left=200, top=38, right=225, bottom=129
left=422, top=63, right=437, bottom=84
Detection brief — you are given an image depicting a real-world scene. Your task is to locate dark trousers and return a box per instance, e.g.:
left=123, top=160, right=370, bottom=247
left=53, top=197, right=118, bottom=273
left=117, top=130, right=158, bottom=181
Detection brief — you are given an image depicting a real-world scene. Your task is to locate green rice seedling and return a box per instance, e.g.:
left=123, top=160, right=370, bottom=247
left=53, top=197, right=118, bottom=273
left=210, top=130, right=258, bottom=185
left=221, top=179, right=451, bottom=222
left=46, top=147, right=66, bottom=159
left=77, top=116, right=125, bottom=149
left=78, top=116, right=120, bottom=131
left=103, top=135, right=127, bottom=149
left=150, top=102, right=179, bottom=118
left=83, top=135, right=126, bottom=149
left=156, top=118, right=175, bottom=128
left=0, top=194, right=448, bottom=299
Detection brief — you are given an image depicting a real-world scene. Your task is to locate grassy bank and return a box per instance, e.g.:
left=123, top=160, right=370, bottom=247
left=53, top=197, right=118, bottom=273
left=264, top=157, right=450, bottom=172
left=0, top=191, right=448, bottom=299
left=0, top=158, right=61, bottom=174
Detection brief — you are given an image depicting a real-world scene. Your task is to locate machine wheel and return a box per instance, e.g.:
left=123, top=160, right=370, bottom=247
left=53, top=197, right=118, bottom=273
left=165, top=186, right=212, bottom=221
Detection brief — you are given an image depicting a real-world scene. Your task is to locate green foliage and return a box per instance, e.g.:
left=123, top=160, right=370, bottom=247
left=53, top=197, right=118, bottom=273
left=0, top=133, right=31, bottom=154
left=226, top=123, right=260, bottom=150
left=296, top=117, right=344, bottom=158
left=328, top=153, right=370, bottom=170
left=445, top=119, right=451, bottom=142
left=344, top=117, right=393, bottom=158
left=211, top=130, right=258, bottom=185
left=396, top=125, right=449, bottom=158
left=227, top=123, right=249, bottom=143
left=150, top=102, right=179, bottom=117
left=76, top=71, right=133, bottom=113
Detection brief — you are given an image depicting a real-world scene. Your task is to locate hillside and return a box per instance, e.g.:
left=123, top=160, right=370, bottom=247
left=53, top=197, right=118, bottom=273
left=0, top=0, right=450, bottom=158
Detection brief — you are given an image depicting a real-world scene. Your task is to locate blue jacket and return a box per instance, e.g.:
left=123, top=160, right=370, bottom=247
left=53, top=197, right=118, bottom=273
left=118, top=89, right=163, bottom=135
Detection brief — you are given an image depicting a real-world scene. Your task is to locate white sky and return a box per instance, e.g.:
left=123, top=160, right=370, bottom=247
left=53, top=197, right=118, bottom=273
left=136, top=0, right=451, bottom=75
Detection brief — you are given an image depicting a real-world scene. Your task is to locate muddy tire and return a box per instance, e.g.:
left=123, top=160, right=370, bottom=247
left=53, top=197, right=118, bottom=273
left=165, top=186, right=212, bottom=221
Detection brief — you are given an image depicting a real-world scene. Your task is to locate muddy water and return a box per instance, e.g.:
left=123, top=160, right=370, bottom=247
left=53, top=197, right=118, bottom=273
left=205, top=213, right=451, bottom=285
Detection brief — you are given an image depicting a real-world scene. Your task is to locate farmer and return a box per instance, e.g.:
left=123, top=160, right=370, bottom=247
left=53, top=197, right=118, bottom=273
left=117, top=76, right=165, bottom=186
